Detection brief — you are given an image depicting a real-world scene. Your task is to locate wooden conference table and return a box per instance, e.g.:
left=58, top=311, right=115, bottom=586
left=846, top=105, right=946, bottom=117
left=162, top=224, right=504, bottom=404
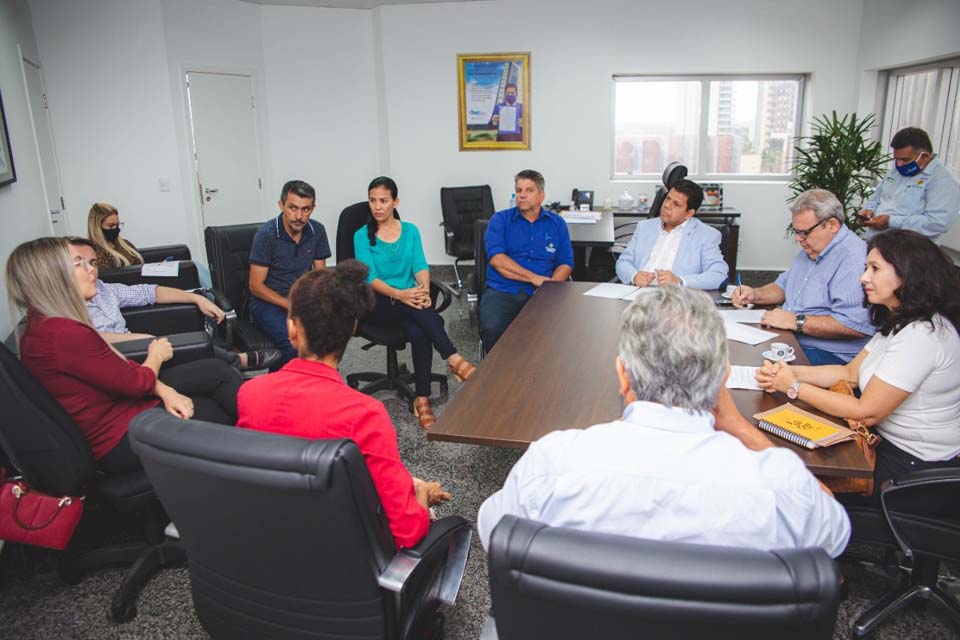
left=428, top=281, right=872, bottom=480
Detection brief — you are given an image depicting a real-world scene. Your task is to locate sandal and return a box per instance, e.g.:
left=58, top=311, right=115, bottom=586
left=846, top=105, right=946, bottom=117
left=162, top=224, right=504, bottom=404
left=412, top=397, right=435, bottom=430
left=448, top=357, right=477, bottom=383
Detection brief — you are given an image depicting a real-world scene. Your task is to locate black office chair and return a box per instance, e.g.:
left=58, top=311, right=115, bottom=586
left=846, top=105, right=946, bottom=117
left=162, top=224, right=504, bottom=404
left=467, top=219, right=489, bottom=358
left=440, top=185, right=495, bottom=295
left=844, top=468, right=960, bottom=637
left=137, top=243, right=192, bottom=263
left=0, top=343, right=185, bottom=623
left=204, top=224, right=277, bottom=355
left=335, top=202, right=452, bottom=403
left=487, top=515, right=841, bottom=640
left=98, top=259, right=201, bottom=291
left=128, top=409, right=472, bottom=640
left=648, top=161, right=689, bottom=217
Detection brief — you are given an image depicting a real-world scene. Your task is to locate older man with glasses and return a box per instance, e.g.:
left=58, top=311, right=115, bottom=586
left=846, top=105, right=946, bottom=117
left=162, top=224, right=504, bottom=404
left=733, top=189, right=874, bottom=365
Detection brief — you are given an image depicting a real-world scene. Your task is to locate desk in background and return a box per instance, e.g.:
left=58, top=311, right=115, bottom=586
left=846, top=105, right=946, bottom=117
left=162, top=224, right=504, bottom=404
left=563, top=211, right=614, bottom=281
left=429, top=281, right=871, bottom=480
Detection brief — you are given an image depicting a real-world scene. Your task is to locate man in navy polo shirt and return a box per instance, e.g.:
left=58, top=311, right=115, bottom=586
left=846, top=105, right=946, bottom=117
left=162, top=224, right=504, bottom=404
left=249, top=179, right=331, bottom=364
left=479, top=169, right=573, bottom=352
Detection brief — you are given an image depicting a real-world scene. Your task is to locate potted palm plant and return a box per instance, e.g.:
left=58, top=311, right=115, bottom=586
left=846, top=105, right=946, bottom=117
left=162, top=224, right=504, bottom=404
left=788, top=112, right=890, bottom=233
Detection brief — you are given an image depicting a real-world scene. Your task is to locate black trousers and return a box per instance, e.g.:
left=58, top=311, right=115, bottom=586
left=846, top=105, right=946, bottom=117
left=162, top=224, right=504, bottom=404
left=367, top=293, right=457, bottom=396
left=839, top=439, right=960, bottom=508
left=98, top=359, right=243, bottom=474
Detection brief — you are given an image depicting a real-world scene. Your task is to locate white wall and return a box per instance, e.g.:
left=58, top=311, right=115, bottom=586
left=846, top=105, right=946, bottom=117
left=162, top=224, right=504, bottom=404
left=160, top=0, right=272, bottom=265
left=0, top=0, right=56, bottom=337
left=29, top=0, right=186, bottom=253
left=376, top=0, right=865, bottom=269
left=30, top=0, right=960, bottom=272
left=260, top=4, right=381, bottom=243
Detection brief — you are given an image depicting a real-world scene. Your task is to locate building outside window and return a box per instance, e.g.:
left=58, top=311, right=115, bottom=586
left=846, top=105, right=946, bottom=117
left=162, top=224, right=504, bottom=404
left=613, top=75, right=806, bottom=179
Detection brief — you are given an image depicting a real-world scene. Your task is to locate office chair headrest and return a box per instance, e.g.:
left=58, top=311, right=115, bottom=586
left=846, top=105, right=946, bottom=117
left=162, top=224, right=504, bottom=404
left=662, top=162, right=688, bottom=189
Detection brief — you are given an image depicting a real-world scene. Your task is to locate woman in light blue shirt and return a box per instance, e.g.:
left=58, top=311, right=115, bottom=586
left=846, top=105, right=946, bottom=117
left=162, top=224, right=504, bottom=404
left=353, top=177, right=476, bottom=429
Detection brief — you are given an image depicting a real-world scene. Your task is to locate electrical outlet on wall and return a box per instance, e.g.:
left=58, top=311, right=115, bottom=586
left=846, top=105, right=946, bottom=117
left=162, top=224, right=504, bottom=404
left=158, top=176, right=171, bottom=192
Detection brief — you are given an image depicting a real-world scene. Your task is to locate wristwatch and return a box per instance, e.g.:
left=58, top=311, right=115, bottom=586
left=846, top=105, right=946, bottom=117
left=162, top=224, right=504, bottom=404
left=786, top=381, right=801, bottom=400
left=795, top=313, right=807, bottom=334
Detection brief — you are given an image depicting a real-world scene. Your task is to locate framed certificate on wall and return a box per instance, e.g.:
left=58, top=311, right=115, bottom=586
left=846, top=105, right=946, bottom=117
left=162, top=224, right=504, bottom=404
left=457, top=52, right=530, bottom=151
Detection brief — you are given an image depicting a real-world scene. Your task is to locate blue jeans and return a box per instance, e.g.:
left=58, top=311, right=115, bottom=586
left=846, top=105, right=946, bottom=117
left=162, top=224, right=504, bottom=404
left=478, top=287, right=531, bottom=354
left=250, top=298, right=296, bottom=365
left=801, top=346, right=847, bottom=366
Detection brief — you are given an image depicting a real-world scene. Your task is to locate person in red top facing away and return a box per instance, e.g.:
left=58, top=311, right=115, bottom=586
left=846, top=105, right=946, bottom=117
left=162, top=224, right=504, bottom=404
left=236, top=260, right=451, bottom=549
left=6, top=237, right=243, bottom=474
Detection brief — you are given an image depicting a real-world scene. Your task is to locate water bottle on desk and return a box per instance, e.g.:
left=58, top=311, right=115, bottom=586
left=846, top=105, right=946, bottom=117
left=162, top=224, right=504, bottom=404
left=509, top=192, right=516, bottom=210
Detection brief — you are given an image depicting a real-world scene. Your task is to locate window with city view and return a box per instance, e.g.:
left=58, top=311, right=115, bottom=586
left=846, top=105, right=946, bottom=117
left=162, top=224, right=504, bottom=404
left=613, top=75, right=805, bottom=178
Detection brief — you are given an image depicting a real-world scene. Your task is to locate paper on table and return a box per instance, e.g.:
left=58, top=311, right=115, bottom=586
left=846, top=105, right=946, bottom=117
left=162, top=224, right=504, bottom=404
left=718, top=309, right=766, bottom=324
left=622, top=287, right=657, bottom=301
left=141, top=261, right=179, bottom=277
left=724, top=320, right=778, bottom=346
left=498, top=105, right=517, bottom=132
left=726, top=366, right=762, bottom=390
left=584, top=283, right=637, bottom=299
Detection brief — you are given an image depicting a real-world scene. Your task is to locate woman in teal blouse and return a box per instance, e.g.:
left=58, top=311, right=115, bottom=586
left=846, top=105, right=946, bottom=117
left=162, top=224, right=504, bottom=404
left=354, top=177, right=476, bottom=428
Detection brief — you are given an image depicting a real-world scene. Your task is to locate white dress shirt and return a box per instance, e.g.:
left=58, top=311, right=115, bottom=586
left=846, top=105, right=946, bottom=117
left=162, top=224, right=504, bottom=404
left=477, top=401, right=851, bottom=557
left=641, top=219, right=688, bottom=279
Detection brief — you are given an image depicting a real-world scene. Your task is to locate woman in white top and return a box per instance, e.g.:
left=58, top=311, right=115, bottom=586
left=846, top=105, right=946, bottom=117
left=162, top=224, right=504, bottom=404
left=756, top=230, right=960, bottom=497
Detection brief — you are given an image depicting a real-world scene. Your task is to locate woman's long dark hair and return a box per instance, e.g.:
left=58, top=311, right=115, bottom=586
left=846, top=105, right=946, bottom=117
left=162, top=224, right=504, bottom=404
left=366, top=176, right=400, bottom=246
left=866, top=230, right=960, bottom=337
left=288, top=260, right=374, bottom=359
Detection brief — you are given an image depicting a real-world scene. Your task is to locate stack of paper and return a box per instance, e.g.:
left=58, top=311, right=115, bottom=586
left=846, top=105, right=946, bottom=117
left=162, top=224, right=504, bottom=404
left=584, top=284, right=657, bottom=300
left=718, top=309, right=766, bottom=324
left=562, top=210, right=601, bottom=224
left=724, top=321, right=778, bottom=346
left=725, top=366, right=762, bottom=390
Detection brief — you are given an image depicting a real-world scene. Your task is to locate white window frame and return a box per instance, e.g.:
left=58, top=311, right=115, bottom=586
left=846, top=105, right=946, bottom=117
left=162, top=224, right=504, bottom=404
left=611, top=73, right=807, bottom=182
left=877, top=57, right=960, bottom=170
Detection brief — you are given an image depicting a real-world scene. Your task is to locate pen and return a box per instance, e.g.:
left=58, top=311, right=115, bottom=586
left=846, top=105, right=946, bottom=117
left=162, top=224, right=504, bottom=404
left=737, top=273, right=742, bottom=300
left=163, top=256, right=175, bottom=262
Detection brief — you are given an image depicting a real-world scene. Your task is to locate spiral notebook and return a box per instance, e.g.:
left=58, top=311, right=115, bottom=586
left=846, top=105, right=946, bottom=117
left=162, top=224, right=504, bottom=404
left=752, top=404, right=856, bottom=449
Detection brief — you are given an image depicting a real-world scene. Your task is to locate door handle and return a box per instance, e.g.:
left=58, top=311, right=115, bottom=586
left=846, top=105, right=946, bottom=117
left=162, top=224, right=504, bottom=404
left=204, top=187, right=219, bottom=194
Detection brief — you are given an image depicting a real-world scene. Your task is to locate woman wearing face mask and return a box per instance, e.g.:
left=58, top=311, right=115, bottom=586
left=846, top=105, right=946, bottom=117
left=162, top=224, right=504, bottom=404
left=7, top=237, right=243, bottom=474
left=353, top=176, right=477, bottom=429
left=88, top=202, right=144, bottom=270
left=756, top=230, right=960, bottom=500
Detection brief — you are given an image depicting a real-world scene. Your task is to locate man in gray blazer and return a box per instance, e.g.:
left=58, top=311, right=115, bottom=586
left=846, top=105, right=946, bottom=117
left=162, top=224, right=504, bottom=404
left=616, top=179, right=728, bottom=290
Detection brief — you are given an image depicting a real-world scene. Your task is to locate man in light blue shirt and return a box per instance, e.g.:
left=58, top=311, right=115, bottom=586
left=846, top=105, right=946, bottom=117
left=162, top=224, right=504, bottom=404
left=733, top=189, right=874, bottom=365
left=859, top=127, right=960, bottom=241
left=616, top=179, right=729, bottom=289
left=478, top=285, right=850, bottom=557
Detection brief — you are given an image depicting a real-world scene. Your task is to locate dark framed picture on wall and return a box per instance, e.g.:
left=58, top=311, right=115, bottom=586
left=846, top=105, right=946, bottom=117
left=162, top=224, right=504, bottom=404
left=0, top=89, right=16, bottom=188
left=457, top=52, right=530, bottom=151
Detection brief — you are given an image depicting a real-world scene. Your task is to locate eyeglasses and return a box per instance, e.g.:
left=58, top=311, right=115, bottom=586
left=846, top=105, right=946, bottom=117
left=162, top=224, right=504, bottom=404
left=790, top=218, right=827, bottom=240
left=103, top=222, right=125, bottom=231
left=73, top=257, right=98, bottom=272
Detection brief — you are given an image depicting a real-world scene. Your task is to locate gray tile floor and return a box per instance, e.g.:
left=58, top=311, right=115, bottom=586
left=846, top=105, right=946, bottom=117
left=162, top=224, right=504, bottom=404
left=0, top=267, right=957, bottom=639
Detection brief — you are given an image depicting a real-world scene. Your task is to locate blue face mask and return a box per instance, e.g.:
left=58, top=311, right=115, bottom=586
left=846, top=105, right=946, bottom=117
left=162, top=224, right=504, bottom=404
left=896, top=152, right=927, bottom=177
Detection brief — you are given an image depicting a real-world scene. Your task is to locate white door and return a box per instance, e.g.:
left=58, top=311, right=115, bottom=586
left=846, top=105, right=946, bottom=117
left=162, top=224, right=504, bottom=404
left=186, top=71, right=263, bottom=227
left=20, top=51, right=68, bottom=235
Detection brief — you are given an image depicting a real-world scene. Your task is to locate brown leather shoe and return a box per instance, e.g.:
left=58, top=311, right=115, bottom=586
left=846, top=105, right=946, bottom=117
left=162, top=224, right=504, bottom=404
left=448, top=357, right=477, bottom=383
left=412, top=396, right=435, bottom=430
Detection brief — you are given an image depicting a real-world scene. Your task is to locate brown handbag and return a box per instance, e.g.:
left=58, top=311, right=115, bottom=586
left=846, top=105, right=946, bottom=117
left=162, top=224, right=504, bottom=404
left=820, top=380, right=879, bottom=496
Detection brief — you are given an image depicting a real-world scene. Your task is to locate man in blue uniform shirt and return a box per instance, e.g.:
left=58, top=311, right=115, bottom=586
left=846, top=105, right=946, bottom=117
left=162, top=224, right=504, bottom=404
left=479, top=170, right=573, bottom=352
left=248, top=179, right=331, bottom=365
left=859, top=127, right=960, bottom=240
